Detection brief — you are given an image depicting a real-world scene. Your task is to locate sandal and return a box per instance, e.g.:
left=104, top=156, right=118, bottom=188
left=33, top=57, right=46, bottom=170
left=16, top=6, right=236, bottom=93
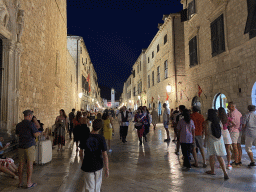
left=27, top=183, right=37, bottom=189
left=205, top=171, right=216, bottom=175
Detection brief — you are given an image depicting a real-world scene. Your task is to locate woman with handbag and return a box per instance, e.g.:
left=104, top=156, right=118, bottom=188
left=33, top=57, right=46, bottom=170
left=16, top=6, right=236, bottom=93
left=102, top=112, right=114, bottom=152
left=135, top=107, right=145, bottom=146
left=204, top=109, right=229, bottom=180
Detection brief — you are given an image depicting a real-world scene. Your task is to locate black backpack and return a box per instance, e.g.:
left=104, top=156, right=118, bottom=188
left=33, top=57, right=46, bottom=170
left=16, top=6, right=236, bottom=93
left=211, top=122, right=221, bottom=139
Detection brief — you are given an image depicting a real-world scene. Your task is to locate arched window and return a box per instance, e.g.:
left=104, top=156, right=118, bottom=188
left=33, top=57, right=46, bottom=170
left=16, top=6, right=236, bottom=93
left=213, top=93, right=228, bottom=111
left=252, top=82, right=256, bottom=105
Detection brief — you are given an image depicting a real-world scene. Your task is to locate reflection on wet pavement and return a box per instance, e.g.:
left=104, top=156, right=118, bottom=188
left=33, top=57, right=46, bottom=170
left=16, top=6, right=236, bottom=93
left=1, top=120, right=256, bottom=191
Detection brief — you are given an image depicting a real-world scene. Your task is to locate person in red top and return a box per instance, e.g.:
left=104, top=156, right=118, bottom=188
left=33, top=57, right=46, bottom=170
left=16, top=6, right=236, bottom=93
left=190, top=106, right=207, bottom=168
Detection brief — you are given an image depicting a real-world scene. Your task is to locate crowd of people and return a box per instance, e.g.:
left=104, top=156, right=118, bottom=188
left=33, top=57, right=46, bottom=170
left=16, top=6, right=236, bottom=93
left=2, top=101, right=256, bottom=190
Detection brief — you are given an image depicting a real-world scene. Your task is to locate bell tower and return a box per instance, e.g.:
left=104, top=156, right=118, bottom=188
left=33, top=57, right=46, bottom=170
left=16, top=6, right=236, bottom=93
left=111, top=88, right=115, bottom=108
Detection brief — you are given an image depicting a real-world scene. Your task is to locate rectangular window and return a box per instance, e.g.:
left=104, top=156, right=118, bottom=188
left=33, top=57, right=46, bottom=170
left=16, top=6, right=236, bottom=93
left=152, top=71, right=154, bottom=86
left=157, top=44, right=160, bottom=52
left=86, top=58, right=87, bottom=64
left=137, top=65, right=139, bottom=74
left=133, top=87, right=136, bottom=96
left=130, top=78, right=131, bottom=85
left=157, top=66, right=160, bottom=83
left=164, top=34, right=167, bottom=44
left=80, top=47, right=82, bottom=54
left=148, top=57, right=150, bottom=63
left=188, top=0, right=196, bottom=20
left=148, top=75, right=150, bottom=88
left=152, top=51, right=154, bottom=58
left=82, top=58, right=84, bottom=64
left=245, top=0, right=256, bottom=39
left=211, top=14, right=225, bottom=57
left=164, top=60, right=168, bottom=79
left=189, top=36, right=198, bottom=67
left=133, top=70, right=135, bottom=78
left=140, top=61, right=141, bottom=71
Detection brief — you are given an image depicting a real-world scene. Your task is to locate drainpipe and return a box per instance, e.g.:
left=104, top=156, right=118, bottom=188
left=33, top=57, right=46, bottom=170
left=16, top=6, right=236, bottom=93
left=172, top=16, right=178, bottom=103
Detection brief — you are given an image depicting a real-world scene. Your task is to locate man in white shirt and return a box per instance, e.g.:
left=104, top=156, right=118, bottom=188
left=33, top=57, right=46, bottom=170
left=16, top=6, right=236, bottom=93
left=163, top=103, right=170, bottom=142
left=118, top=106, right=131, bottom=143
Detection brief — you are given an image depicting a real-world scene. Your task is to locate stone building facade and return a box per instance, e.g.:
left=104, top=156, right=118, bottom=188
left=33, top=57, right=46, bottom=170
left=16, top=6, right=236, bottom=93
left=145, top=13, right=185, bottom=117
left=121, top=13, right=185, bottom=120
left=67, top=35, right=101, bottom=111
left=0, top=0, right=77, bottom=141
left=180, top=0, right=256, bottom=117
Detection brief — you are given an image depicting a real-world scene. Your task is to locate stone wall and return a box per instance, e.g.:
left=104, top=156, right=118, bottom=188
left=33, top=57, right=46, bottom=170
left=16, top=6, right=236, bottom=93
left=19, top=0, right=69, bottom=128
left=181, top=0, right=255, bottom=117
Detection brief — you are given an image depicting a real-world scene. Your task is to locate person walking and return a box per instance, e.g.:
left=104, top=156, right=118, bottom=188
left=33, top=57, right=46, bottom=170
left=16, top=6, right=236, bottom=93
left=171, top=107, right=180, bottom=142
left=204, top=109, right=229, bottom=180
left=175, top=105, right=186, bottom=155
left=177, top=109, right=195, bottom=170
left=151, top=107, right=158, bottom=130
left=190, top=106, right=207, bottom=168
left=16, top=110, right=41, bottom=188
left=118, top=106, right=131, bottom=143
left=142, top=106, right=150, bottom=142
left=163, top=103, right=171, bottom=142
left=102, top=113, right=114, bottom=152
left=242, top=105, right=256, bottom=167
left=68, top=109, right=75, bottom=139
left=79, top=119, right=109, bottom=192
left=54, top=109, right=68, bottom=151
left=73, top=111, right=82, bottom=151
left=227, top=102, right=242, bottom=167
left=218, top=107, right=234, bottom=170
left=134, top=107, right=146, bottom=146
left=80, top=112, right=91, bottom=146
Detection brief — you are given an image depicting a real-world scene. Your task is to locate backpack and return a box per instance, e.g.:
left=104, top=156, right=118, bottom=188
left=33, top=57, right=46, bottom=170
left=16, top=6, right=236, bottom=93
left=211, top=122, right=221, bottom=139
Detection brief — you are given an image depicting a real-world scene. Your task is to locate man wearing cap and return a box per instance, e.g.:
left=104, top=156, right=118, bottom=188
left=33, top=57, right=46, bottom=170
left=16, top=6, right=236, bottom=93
left=16, top=110, right=41, bottom=189
left=243, top=105, right=256, bottom=167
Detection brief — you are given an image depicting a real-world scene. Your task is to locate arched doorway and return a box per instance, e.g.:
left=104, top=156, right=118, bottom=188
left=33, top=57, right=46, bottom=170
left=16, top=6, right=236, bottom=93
left=192, top=96, right=201, bottom=113
left=213, top=93, right=228, bottom=111
left=251, top=82, right=256, bottom=105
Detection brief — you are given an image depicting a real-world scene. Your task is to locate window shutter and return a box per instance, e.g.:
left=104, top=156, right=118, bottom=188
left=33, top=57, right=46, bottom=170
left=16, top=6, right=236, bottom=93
left=193, top=36, right=198, bottom=65
left=218, top=15, right=225, bottom=52
left=188, top=0, right=195, bottom=20
left=211, top=21, right=218, bottom=56
left=189, top=38, right=194, bottom=66
left=245, top=0, right=256, bottom=34
left=180, top=8, right=188, bottom=22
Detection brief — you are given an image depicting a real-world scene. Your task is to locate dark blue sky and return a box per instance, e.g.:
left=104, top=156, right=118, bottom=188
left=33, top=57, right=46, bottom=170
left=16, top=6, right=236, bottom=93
left=67, top=0, right=183, bottom=99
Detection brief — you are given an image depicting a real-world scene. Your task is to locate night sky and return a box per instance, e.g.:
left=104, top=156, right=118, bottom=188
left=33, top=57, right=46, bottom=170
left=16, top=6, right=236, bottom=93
left=67, top=0, right=183, bottom=100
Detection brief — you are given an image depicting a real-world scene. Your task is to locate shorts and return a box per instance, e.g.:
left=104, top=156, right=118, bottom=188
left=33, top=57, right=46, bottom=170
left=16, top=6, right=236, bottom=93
left=222, top=129, right=232, bottom=145
left=245, top=136, right=256, bottom=153
left=163, top=121, right=169, bottom=129
left=230, top=132, right=241, bottom=144
left=18, top=146, right=35, bottom=163
left=194, top=135, right=203, bottom=149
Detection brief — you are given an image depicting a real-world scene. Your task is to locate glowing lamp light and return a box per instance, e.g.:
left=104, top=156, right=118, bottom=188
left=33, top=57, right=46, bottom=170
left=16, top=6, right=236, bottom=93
left=138, top=96, right=141, bottom=100
left=78, top=93, right=83, bottom=98
left=166, top=84, right=172, bottom=93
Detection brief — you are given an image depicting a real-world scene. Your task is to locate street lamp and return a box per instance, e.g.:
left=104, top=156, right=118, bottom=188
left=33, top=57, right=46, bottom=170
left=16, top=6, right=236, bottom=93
left=166, top=84, right=172, bottom=93
left=78, top=93, right=83, bottom=98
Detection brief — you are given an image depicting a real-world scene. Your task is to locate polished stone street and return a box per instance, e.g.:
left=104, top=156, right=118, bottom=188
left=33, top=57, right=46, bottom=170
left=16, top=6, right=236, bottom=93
left=1, top=119, right=256, bottom=191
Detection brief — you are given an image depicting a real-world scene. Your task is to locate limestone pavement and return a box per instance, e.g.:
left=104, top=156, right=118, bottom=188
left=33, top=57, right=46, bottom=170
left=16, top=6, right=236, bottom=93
left=0, top=120, right=256, bottom=191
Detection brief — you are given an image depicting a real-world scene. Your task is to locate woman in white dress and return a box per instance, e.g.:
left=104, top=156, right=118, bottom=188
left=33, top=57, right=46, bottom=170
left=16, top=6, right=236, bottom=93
left=204, top=109, right=229, bottom=180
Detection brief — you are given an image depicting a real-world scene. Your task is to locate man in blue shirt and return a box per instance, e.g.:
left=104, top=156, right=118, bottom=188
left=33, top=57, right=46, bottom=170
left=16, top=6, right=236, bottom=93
left=16, top=110, right=40, bottom=189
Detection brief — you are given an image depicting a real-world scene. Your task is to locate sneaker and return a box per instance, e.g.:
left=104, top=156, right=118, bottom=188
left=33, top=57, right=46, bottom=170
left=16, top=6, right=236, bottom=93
left=164, top=138, right=170, bottom=142
left=248, top=162, right=256, bottom=167
left=108, top=149, right=112, bottom=153
left=203, top=163, right=207, bottom=168
left=226, top=165, right=232, bottom=170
